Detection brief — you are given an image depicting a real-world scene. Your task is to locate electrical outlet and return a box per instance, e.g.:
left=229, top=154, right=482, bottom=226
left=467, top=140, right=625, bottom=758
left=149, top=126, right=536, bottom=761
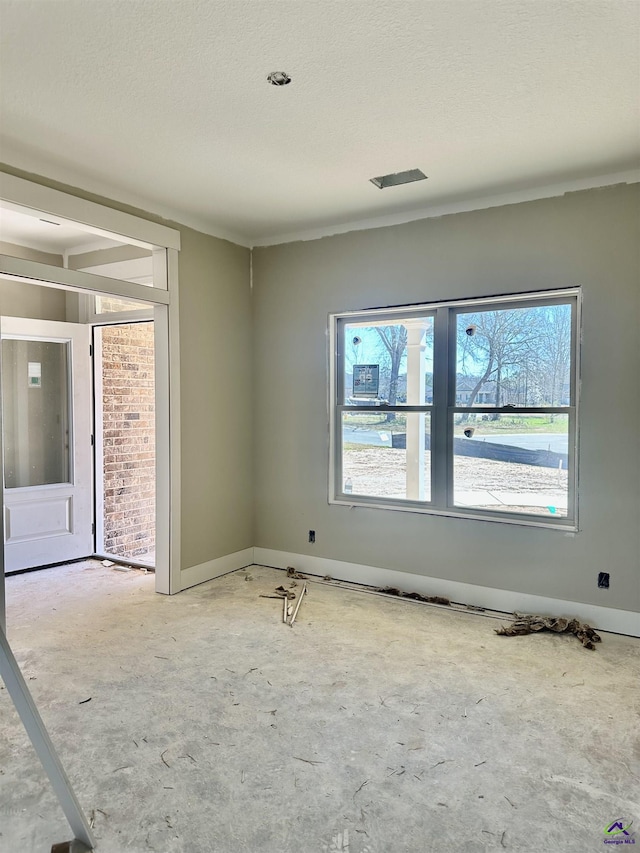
left=597, top=572, right=610, bottom=589
left=308, top=530, right=316, bottom=543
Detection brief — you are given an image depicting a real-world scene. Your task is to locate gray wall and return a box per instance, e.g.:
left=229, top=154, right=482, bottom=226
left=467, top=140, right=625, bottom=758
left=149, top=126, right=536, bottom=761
left=252, top=184, right=640, bottom=614
left=178, top=226, right=253, bottom=568
left=0, top=242, right=67, bottom=320
left=0, top=165, right=254, bottom=572
left=0, top=280, right=67, bottom=320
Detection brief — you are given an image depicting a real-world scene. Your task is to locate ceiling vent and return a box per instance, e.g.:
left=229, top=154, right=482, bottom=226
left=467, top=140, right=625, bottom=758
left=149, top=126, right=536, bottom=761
left=370, top=169, right=428, bottom=189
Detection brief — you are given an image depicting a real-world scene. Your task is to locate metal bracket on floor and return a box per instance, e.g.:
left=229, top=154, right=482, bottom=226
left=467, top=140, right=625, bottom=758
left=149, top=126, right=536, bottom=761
left=0, top=627, right=96, bottom=852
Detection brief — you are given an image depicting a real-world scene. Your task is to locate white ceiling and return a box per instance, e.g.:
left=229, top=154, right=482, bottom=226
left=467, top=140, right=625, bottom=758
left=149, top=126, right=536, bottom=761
left=0, top=0, right=638, bottom=246
left=0, top=205, right=123, bottom=254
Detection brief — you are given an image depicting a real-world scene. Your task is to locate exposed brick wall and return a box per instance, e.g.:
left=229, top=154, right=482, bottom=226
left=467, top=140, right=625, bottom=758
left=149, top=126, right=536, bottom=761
left=100, top=322, right=155, bottom=562
left=95, top=295, right=147, bottom=314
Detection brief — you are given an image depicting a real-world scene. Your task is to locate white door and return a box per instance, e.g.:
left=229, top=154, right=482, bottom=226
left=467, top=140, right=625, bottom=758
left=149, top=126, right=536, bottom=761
left=1, top=317, right=93, bottom=572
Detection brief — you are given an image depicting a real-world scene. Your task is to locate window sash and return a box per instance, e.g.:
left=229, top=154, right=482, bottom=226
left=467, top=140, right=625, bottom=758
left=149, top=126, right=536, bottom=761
left=336, top=406, right=434, bottom=504
left=446, top=407, right=577, bottom=522
left=338, top=410, right=434, bottom=505
left=448, top=296, right=578, bottom=410
left=337, top=311, right=436, bottom=407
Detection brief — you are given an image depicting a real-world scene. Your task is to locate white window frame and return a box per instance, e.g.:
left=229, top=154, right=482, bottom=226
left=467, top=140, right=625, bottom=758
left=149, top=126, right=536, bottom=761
left=0, top=173, right=182, bottom=603
left=330, top=288, right=581, bottom=531
left=75, top=252, right=156, bottom=325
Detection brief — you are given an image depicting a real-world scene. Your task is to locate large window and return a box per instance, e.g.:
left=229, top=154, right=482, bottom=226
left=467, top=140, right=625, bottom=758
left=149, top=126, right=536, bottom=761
left=330, top=289, right=580, bottom=529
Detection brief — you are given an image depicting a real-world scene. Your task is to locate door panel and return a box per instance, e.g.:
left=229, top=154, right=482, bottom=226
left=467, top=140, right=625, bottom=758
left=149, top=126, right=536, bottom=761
left=5, top=494, right=72, bottom=540
left=1, top=318, right=92, bottom=572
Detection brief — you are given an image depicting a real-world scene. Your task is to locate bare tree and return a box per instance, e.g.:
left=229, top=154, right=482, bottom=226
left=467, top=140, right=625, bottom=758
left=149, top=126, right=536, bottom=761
left=538, top=305, right=572, bottom=407
left=458, top=307, right=545, bottom=420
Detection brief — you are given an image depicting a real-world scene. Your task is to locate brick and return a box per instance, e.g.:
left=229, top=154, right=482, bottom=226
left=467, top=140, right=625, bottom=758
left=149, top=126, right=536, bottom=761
left=100, top=323, right=155, bottom=560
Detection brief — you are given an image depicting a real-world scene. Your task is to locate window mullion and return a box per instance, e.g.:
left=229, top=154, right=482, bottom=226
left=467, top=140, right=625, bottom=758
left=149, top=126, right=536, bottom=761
left=431, top=306, right=450, bottom=507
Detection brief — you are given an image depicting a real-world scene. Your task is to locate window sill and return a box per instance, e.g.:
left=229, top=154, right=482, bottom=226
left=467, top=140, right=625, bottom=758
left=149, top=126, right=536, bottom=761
left=329, top=495, right=577, bottom=532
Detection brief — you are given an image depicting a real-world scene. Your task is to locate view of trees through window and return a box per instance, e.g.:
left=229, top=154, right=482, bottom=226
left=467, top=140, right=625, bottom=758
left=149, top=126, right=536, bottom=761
left=335, top=294, right=577, bottom=524
left=456, top=303, right=572, bottom=410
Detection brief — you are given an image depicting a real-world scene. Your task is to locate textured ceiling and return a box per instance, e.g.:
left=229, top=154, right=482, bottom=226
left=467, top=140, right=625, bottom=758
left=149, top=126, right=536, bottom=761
left=0, top=0, right=638, bottom=245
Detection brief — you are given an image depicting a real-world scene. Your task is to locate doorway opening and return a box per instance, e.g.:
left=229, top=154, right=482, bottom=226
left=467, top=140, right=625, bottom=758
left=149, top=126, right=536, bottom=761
left=1, top=307, right=157, bottom=576
left=0, top=174, right=180, bottom=599
left=94, top=320, right=156, bottom=568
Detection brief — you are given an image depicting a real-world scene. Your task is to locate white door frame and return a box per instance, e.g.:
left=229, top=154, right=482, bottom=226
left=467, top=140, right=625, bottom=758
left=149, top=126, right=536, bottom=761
left=0, top=173, right=182, bottom=612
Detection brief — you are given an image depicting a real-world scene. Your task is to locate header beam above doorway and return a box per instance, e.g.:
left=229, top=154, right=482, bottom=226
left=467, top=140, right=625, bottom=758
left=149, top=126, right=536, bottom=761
left=0, top=173, right=180, bottom=251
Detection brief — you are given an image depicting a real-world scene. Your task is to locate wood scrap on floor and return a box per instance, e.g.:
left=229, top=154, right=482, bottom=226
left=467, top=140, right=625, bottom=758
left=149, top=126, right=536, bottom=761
left=265, top=583, right=309, bottom=626
left=288, top=583, right=307, bottom=626
left=378, top=586, right=451, bottom=606
left=495, top=614, right=602, bottom=650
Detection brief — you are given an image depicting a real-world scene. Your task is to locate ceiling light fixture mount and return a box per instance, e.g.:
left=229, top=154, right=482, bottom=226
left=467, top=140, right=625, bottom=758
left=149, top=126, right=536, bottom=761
left=370, top=168, right=428, bottom=189
left=267, top=71, right=291, bottom=86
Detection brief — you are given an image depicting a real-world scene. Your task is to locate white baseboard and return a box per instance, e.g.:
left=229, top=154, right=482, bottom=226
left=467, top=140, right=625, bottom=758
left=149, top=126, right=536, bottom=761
left=253, top=548, right=639, bottom=637
left=180, top=547, right=254, bottom=591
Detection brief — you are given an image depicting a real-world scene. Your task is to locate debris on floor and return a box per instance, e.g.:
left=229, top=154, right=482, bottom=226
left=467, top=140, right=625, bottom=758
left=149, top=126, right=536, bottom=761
left=287, top=566, right=306, bottom=579
left=495, top=614, right=602, bottom=650
left=88, top=807, right=108, bottom=830
left=103, top=558, right=153, bottom=573
left=273, top=585, right=296, bottom=599
left=263, top=583, right=308, bottom=626
left=378, top=586, right=451, bottom=606
left=293, top=755, right=324, bottom=765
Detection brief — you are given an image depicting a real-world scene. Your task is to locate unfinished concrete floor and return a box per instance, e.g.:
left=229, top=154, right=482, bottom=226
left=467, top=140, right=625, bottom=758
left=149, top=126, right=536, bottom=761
left=0, top=561, right=638, bottom=853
